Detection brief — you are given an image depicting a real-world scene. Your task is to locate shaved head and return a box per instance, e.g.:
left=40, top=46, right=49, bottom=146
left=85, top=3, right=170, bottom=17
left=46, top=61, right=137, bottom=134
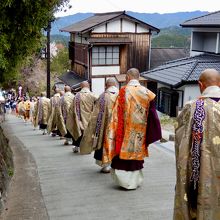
left=199, top=68, right=220, bottom=93
left=55, top=88, right=61, bottom=94
left=127, top=68, right=140, bottom=79
left=60, top=90, right=65, bottom=96
left=80, top=81, right=90, bottom=89
left=126, top=68, right=140, bottom=83
left=106, top=78, right=116, bottom=89
left=64, top=85, right=71, bottom=92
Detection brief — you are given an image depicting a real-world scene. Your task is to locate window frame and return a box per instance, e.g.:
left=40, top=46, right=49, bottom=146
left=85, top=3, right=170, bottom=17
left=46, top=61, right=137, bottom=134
left=91, top=45, right=120, bottom=66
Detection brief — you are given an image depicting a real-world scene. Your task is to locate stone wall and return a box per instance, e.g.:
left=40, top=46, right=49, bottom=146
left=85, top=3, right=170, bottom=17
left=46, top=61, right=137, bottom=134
left=0, top=126, right=13, bottom=211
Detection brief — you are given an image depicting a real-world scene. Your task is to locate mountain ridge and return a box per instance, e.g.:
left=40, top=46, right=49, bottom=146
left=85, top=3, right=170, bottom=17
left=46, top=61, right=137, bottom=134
left=52, top=10, right=208, bottom=35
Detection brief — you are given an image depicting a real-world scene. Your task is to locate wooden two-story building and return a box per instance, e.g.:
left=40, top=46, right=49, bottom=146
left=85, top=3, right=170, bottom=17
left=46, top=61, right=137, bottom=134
left=60, top=11, right=159, bottom=95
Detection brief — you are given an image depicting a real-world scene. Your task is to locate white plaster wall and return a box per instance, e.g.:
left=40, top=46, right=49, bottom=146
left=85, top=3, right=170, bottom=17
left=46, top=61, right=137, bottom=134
left=107, top=20, right=121, bottom=32
left=91, top=19, right=148, bottom=33
left=190, top=51, right=204, bottom=57
left=190, top=27, right=220, bottom=55
left=175, top=90, right=184, bottom=108
left=122, top=19, right=135, bottom=32
left=137, top=24, right=149, bottom=33
left=75, top=35, right=88, bottom=44
left=92, top=66, right=120, bottom=76
left=157, top=83, right=201, bottom=109
left=91, top=78, right=105, bottom=96
left=92, top=25, right=106, bottom=33
left=181, top=84, right=200, bottom=104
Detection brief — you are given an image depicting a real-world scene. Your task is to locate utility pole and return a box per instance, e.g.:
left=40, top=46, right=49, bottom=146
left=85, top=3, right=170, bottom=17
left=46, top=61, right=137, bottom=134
left=46, top=21, right=51, bottom=98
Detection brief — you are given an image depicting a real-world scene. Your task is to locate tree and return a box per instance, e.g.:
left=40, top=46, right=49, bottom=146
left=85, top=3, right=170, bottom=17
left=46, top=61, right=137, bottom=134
left=0, top=0, right=70, bottom=86
left=51, top=47, right=70, bottom=77
left=152, top=34, right=190, bottom=48
left=152, top=26, right=191, bottom=49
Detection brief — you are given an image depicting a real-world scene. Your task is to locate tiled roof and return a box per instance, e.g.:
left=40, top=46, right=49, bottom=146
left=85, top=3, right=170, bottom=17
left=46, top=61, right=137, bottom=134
left=181, top=11, right=220, bottom=27
left=150, top=48, right=189, bottom=69
left=60, top=11, right=159, bottom=33
left=58, top=71, right=86, bottom=89
left=142, top=54, right=220, bottom=88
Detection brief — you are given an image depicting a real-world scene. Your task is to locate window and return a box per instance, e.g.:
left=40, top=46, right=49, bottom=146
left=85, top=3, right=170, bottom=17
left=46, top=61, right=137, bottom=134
left=92, top=46, right=119, bottom=65
left=157, top=87, right=179, bottom=117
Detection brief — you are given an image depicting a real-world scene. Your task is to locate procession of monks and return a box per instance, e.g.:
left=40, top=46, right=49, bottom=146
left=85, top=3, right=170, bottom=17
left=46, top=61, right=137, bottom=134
left=29, top=68, right=161, bottom=189
left=15, top=67, right=220, bottom=219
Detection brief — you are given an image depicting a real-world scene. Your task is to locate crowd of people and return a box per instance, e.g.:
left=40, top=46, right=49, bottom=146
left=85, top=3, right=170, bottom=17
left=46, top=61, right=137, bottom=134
left=2, top=88, right=37, bottom=122
left=12, top=67, right=220, bottom=219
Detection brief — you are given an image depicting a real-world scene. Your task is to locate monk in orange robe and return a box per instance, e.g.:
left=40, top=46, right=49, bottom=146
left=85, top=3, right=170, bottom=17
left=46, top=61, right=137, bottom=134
left=103, top=68, right=162, bottom=189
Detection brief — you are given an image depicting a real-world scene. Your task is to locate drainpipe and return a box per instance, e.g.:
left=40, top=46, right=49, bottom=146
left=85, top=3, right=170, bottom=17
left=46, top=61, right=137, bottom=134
left=148, top=30, right=152, bottom=70
left=87, top=44, right=93, bottom=81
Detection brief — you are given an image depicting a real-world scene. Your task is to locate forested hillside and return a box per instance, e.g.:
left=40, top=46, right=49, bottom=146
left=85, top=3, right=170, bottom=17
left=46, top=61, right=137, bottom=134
left=152, top=26, right=191, bottom=48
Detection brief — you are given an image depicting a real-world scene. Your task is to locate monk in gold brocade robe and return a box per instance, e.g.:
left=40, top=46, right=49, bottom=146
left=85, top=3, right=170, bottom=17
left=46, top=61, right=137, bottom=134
left=66, top=81, right=97, bottom=153
left=80, top=78, right=119, bottom=173
left=104, top=68, right=162, bottom=189
left=33, top=92, right=50, bottom=134
left=174, top=68, right=220, bottom=220
left=47, top=88, right=67, bottom=137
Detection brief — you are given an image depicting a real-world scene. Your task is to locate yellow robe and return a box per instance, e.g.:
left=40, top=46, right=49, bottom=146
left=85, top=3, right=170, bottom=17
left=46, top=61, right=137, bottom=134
left=34, top=96, right=51, bottom=128
left=66, top=88, right=97, bottom=141
left=174, top=86, right=220, bottom=220
left=17, top=101, right=25, bottom=117
left=60, top=91, right=74, bottom=123
left=47, top=93, right=66, bottom=136
left=80, top=86, right=118, bottom=155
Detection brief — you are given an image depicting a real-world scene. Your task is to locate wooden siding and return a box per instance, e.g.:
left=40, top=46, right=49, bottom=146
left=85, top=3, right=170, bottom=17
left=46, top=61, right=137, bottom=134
left=75, top=43, right=88, bottom=65
left=69, top=42, right=75, bottom=60
left=120, top=45, right=128, bottom=74
left=69, top=42, right=88, bottom=65
left=91, top=33, right=150, bottom=72
left=72, top=63, right=87, bottom=78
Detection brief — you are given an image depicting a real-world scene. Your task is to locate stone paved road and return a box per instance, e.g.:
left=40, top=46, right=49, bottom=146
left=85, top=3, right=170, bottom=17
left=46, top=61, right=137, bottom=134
left=1, top=115, right=176, bottom=220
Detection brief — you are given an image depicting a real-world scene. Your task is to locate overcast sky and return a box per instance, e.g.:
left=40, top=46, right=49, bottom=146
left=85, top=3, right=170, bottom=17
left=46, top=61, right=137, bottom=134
left=55, top=0, right=217, bottom=17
